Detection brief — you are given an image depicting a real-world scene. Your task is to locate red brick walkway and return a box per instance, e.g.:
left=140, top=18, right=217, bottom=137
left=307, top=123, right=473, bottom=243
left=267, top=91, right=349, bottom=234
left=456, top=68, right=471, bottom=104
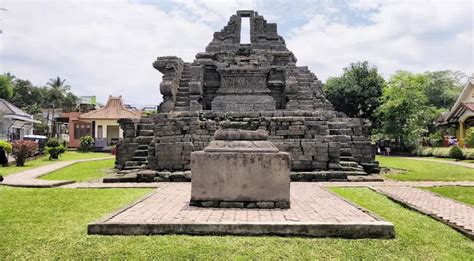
left=373, top=186, right=474, bottom=239
left=88, top=183, right=394, bottom=238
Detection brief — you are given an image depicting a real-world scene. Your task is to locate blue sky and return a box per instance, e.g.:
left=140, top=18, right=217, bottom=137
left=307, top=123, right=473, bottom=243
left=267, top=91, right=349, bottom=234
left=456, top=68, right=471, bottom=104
left=1, top=0, right=472, bottom=106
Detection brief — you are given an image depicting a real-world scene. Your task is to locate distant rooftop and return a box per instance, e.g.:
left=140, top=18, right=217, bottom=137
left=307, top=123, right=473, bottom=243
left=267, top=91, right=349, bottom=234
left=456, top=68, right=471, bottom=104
left=79, top=96, right=141, bottom=120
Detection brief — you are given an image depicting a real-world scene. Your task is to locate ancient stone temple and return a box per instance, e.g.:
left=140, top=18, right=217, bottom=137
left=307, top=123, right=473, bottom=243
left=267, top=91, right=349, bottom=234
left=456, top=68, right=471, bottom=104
left=114, top=10, right=379, bottom=182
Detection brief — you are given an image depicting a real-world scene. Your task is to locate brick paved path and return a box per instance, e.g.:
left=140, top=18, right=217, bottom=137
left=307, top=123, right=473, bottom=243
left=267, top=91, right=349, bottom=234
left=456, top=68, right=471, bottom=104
left=373, top=186, right=474, bottom=239
left=88, top=183, right=394, bottom=238
left=1, top=157, right=113, bottom=187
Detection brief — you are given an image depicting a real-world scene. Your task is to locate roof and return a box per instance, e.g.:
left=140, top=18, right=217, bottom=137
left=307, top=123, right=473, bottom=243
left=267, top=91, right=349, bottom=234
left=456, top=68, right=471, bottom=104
left=463, top=102, right=474, bottom=112
left=79, top=96, right=141, bottom=120
left=0, top=98, right=39, bottom=123
left=0, top=98, right=32, bottom=118
left=444, top=75, right=474, bottom=123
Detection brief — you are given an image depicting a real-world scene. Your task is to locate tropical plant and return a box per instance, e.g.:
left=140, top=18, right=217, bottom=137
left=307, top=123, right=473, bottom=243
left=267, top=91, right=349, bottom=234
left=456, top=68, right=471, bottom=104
left=0, top=74, right=14, bottom=99
left=0, top=140, right=13, bottom=154
left=79, top=135, right=94, bottom=152
left=449, top=146, right=464, bottom=160
left=45, top=139, right=66, bottom=160
left=11, top=140, right=38, bottom=166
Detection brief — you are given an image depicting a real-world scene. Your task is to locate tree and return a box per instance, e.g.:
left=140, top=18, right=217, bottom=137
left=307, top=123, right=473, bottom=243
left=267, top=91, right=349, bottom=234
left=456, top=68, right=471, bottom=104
left=324, top=61, right=385, bottom=127
left=376, top=71, right=439, bottom=151
left=63, top=92, right=79, bottom=112
left=0, top=75, right=14, bottom=99
left=10, top=79, right=45, bottom=113
left=423, top=70, right=463, bottom=109
left=45, top=77, right=71, bottom=109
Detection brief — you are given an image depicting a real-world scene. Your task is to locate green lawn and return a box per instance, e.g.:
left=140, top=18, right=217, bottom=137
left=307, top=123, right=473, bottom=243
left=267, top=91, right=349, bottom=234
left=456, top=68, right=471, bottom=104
left=422, top=186, right=474, bottom=206
left=1, top=187, right=473, bottom=259
left=377, top=156, right=474, bottom=181
left=0, top=151, right=112, bottom=177
left=40, top=159, right=114, bottom=182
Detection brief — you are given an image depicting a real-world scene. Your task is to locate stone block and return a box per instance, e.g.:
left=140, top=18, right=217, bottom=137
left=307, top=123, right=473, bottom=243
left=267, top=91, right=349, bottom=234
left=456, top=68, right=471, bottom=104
left=191, top=151, right=290, bottom=203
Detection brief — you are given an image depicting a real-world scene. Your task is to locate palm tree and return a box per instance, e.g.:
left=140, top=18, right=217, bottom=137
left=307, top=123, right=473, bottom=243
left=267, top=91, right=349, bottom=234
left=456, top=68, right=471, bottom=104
left=46, top=77, right=71, bottom=92
left=3, top=72, right=16, bottom=83
left=46, top=77, right=72, bottom=138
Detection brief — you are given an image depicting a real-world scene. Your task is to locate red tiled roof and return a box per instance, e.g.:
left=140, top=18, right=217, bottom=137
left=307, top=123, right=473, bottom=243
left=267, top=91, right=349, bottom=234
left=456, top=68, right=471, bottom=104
left=79, top=96, right=141, bottom=120
left=463, top=102, right=474, bottom=112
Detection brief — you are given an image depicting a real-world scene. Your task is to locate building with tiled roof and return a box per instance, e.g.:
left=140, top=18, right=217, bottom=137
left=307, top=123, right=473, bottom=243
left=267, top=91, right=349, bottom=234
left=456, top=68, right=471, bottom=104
left=441, top=74, right=474, bottom=146
left=0, top=98, right=40, bottom=141
left=67, top=96, right=141, bottom=149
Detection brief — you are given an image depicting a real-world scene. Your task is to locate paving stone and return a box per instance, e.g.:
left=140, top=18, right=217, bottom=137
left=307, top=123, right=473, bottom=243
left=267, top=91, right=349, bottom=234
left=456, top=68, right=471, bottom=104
left=88, top=183, right=394, bottom=238
left=374, top=186, right=474, bottom=239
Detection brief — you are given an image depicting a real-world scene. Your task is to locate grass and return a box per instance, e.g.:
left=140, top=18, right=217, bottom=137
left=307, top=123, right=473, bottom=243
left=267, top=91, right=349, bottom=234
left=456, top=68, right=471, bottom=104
left=422, top=186, right=474, bottom=206
left=40, top=159, right=114, bottom=182
left=1, top=186, right=473, bottom=259
left=0, top=151, right=112, bottom=177
left=377, top=156, right=474, bottom=181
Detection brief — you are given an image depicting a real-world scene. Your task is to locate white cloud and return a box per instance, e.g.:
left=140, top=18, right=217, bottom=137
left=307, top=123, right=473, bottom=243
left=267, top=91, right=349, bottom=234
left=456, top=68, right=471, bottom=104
left=287, top=0, right=473, bottom=80
left=0, top=0, right=214, bottom=105
left=0, top=0, right=472, bottom=107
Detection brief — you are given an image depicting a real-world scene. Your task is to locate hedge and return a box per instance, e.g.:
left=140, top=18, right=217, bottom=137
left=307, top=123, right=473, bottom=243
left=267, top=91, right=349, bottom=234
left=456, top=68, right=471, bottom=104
left=415, top=146, right=474, bottom=160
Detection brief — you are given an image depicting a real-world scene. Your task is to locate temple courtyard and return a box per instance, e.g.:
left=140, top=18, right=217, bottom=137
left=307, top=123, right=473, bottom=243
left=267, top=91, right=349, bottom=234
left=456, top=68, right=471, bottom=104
left=1, top=154, right=473, bottom=259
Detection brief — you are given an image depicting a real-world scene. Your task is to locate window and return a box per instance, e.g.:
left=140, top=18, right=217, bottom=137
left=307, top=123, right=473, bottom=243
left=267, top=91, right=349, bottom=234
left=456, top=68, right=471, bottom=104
left=240, top=17, right=251, bottom=44
left=74, top=123, right=91, bottom=139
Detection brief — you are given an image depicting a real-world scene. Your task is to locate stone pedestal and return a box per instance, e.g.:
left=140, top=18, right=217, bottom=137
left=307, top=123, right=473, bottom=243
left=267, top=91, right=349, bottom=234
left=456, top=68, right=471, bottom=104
left=190, top=129, right=290, bottom=209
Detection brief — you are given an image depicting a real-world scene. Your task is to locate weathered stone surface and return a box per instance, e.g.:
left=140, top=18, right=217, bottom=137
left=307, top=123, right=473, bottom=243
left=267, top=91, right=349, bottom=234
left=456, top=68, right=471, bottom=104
left=191, top=129, right=290, bottom=208
left=115, top=10, right=379, bottom=180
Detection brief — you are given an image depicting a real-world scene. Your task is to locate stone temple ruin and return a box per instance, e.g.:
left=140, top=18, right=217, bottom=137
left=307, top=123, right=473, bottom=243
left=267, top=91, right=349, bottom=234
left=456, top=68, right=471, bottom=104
left=113, top=10, right=379, bottom=182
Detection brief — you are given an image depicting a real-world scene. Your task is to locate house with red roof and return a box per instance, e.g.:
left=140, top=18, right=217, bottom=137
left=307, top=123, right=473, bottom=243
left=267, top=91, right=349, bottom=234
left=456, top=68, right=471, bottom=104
left=68, top=96, right=141, bottom=149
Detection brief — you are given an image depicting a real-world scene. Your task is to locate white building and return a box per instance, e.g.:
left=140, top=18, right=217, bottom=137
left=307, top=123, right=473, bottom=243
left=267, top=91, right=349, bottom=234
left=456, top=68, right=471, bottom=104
left=0, top=98, right=40, bottom=141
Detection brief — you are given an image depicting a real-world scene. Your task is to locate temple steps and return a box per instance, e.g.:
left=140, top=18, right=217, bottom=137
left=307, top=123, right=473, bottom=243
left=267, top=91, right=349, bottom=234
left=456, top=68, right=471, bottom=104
left=174, top=64, right=191, bottom=111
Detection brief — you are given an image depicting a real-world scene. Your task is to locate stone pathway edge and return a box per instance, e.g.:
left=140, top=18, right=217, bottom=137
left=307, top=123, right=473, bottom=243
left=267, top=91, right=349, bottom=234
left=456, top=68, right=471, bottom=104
left=370, top=186, right=474, bottom=240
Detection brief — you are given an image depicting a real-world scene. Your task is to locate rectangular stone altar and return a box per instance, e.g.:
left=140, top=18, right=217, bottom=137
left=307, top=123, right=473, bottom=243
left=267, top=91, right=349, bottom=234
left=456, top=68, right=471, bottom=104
left=190, top=129, right=290, bottom=209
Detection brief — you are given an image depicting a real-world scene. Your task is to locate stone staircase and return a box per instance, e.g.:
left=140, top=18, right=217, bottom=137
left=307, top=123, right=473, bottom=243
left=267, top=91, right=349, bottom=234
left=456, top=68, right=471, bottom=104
left=295, top=66, right=315, bottom=111
left=123, top=118, right=154, bottom=170
left=290, top=66, right=332, bottom=111
left=175, top=63, right=191, bottom=111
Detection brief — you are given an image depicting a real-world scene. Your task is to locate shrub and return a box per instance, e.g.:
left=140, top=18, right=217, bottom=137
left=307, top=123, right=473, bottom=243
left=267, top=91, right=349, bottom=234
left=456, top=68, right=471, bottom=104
left=46, top=145, right=66, bottom=160
left=46, top=138, right=60, bottom=148
left=428, top=131, right=443, bottom=147
left=45, top=138, right=66, bottom=160
left=12, top=140, right=38, bottom=166
left=79, top=135, right=94, bottom=152
left=465, top=128, right=474, bottom=147
left=449, top=146, right=464, bottom=160
left=0, top=141, right=13, bottom=154
left=432, top=147, right=450, bottom=158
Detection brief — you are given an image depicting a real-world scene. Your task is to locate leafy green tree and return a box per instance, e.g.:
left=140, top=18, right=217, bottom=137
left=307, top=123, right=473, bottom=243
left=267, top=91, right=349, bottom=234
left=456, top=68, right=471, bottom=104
left=10, top=79, right=45, bottom=113
left=376, top=71, right=440, bottom=151
left=0, top=75, right=14, bottom=99
left=324, top=61, right=385, bottom=126
left=424, top=70, right=463, bottom=109
left=63, top=92, right=79, bottom=112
